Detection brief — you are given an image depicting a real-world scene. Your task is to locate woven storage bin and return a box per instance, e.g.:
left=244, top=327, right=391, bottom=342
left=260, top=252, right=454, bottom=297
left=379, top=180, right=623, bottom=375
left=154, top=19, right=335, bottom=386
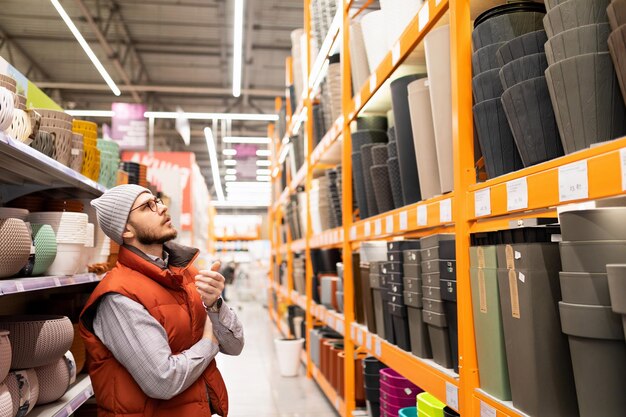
left=48, top=127, right=72, bottom=167
left=30, top=130, right=56, bottom=159
left=30, top=224, right=57, bottom=276
left=0, top=315, right=73, bottom=369
left=0, top=87, right=15, bottom=132
left=7, top=109, right=33, bottom=144
left=0, top=382, right=12, bottom=417
left=34, top=109, right=72, bottom=123
left=0, top=331, right=10, bottom=382
left=0, top=218, right=31, bottom=279
left=35, top=353, right=76, bottom=404
left=5, top=369, right=39, bottom=416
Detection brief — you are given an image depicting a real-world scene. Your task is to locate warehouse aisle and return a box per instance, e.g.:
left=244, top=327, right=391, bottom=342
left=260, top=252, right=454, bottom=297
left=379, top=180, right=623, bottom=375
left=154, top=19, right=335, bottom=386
left=217, top=300, right=338, bottom=417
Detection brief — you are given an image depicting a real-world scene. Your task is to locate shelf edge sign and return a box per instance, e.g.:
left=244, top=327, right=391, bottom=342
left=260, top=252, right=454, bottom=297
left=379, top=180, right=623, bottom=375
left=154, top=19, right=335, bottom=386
left=111, top=103, right=148, bottom=150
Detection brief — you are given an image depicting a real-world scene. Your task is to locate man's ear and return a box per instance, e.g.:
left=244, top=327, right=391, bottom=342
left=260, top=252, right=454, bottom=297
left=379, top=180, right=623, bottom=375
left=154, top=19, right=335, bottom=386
left=122, top=223, right=134, bottom=240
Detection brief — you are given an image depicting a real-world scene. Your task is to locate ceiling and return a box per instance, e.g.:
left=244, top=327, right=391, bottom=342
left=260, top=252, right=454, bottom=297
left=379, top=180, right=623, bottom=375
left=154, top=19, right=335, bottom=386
left=0, top=0, right=303, bottom=211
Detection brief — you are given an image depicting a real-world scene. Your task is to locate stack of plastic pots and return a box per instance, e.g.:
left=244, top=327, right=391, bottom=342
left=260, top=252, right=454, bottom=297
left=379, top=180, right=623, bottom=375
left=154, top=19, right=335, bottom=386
left=471, top=2, right=544, bottom=178
left=497, top=30, right=564, bottom=166
left=363, top=357, right=385, bottom=417
left=417, top=392, right=446, bottom=417
left=469, top=239, right=511, bottom=401
left=379, top=368, right=422, bottom=417
left=497, top=233, right=579, bottom=417
left=420, top=234, right=457, bottom=370
left=608, top=0, right=626, bottom=107
left=360, top=242, right=388, bottom=335
left=351, top=130, right=388, bottom=219
left=558, top=208, right=626, bottom=417
left=544, top=0, right=626, bottom=154
left=386, top=128, right=404, bottom=209
left=370, top=144, right=395, bottom=214
left=403, top=247, right=432, bottom=359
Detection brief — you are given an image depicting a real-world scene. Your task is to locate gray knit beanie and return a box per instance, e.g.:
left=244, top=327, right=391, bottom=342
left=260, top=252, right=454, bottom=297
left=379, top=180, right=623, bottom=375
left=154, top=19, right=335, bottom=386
left=90, top=184, right=151, bottom=245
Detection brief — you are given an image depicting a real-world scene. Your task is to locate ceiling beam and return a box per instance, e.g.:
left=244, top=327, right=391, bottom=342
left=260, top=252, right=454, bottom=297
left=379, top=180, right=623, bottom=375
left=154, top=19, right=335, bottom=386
left=0, top=24, right=52, bottom=80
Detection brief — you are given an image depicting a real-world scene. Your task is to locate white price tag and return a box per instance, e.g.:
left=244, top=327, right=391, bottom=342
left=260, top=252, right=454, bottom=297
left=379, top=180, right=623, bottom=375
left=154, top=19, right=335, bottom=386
left=375, top=338, right=382, bottom=356
left=364, top=221, right=371, bottom=236
left=418, top=4, right=430, bottom=31
left=350, top=225, right=357, bottom=240
left=366, top=334, right=373, bottom=350
left=370, top=74, right=377, bottom=93
left=436, top=0, right=442, bottom=6
left=392, top=42, right=401, bottom=66
left=474, top=188, right=491, bottom=217
left=386, top=215, right=394, bottom=234
left=14, top=282, right=24, bottom=292
left=480, top=401, right=497, bottom=417
left=351, top=325, right=356, bottom=340
left=53, top=277, right=61, bottom=287
left=65, top=405, right=74, bottom=416
left=375, top=219, right=382, bottom=235
left=506, top=178, right=528, bottom=211
left=355, top=94, right=362, bottom=110
left=559, top=160, right=588, bottom=202
left=446, top=382, right=459, bottom=410
left=399, top=210, right=408, bottom=230
left=357, top=331, right=364, bottom=346
left=337, top=321, right=344, bottom=334
left=621, top=148, right=626, bottom=191
left=417, top=205, right=428, bottom=226
left=440, top=198, right=452, bottom=223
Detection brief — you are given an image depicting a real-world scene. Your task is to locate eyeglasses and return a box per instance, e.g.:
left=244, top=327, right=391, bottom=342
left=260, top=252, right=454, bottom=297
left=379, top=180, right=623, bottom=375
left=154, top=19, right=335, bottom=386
left=130, top=197, right=163, bottom=213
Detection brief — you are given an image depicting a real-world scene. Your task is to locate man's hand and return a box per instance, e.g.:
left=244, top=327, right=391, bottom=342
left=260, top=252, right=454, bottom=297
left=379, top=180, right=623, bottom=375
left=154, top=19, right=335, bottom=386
left=195, top=261, right=225, bottom=309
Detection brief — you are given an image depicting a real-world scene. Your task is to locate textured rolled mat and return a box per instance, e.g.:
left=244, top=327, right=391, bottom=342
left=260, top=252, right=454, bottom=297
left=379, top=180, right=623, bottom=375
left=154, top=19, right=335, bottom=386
left=390, top=74, right=425, bottom=205
left=499, top=53, right=548, bottom=90
left=472, top=68, right=504, bottom=102
left=545, top=23, right=610, bottom=66
left=496, top=30, right=547, bottom=67
left=472, top=42, right=505, bottom=75
left=357, top=116, right=388, bottom=132
left=361, top=143, right=380, bottom=217
left=608, top=24, right=626, bottom=108
left=387, top=157, right=404, bottom=209
left=546, top=52, right=626, bottom=154
left=371, top=165, right=395, bottom=214
left=352, top=152, right=370, bottom=219
left=473, top=97, right=524, bottom=178
left=608, top=1, right=626, bottom=31
left=371, top=144, right=388, bottom=166
left=472, top=3, right=546, bottom=50
left=543, top=0, right=610, bottom=38
left=501, top=76, right=564, bottom=166
left=352, top=129, right=388, bottom=151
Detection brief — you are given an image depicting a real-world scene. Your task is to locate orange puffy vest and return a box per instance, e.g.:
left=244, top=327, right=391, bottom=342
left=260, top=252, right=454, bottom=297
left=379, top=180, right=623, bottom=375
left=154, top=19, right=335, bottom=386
left=79, top=243, right=229, bottom=417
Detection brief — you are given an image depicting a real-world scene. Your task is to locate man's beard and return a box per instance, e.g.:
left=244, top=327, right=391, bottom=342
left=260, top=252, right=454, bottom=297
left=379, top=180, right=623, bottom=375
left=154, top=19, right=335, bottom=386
left=131, top=222, right=178, bottom=245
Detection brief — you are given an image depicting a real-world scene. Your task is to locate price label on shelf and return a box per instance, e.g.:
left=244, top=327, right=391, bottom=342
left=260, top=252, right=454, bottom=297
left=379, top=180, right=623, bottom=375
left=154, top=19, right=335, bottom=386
left=440, top=198, right=452, bottom=223
left=506, top=178, right=528, bottom=211
left=53, top=277, right=62, bottom=287
left=375, top=219, right=382, bottom=236
left=559, top=160, right=588, bottom=202
left=355, top=94, right=362, bottom=110
left=480, top=401, right=497, bottom=417
left=65, top=405, right=74, bottom=416
left=418, top=4, right=430, bottom=31
left=337, top=321, right=344, bottom=334
left=399, top=211, right=408, bottom=230
left=392, top=42, right=401, bottom=66
left=386, top=215, right=394, bottom=234
left=375, top=338, right=382, bottom=356
left=446, top=383, right=459, bottom=411
left=621, top=148, right=626, bottom=191
left=351, top=325, right=356, bottom=340
left=364, top=221, right=371, bottom=236
left=357, top=331, right=364, bottom=346
left=474, top=188, right=491, bottom=217
left=417, top=205, right=428, bottom=226
left=335, top=398, right=339, bottom=409
left=366, top=334, right=373, bottom=350
left=14, top=282, right=24, bottom=292
left=350, top=225, right=357, bottom=240
left=435, top=0, right=442, bottom=6
left=370, top=74, right=377, bottom=93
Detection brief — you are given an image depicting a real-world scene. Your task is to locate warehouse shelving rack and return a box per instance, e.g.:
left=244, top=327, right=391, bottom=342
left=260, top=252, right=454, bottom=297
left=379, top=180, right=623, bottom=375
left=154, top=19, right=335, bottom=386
left=268, top=0, right=626, bottom=416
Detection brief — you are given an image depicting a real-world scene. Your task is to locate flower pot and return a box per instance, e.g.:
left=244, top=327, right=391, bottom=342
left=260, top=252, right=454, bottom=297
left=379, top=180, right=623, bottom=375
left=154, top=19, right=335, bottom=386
left=545, top=23, right=610, bottom=66
left=607, top=0, right=626, bottom=31
left=352, top=151, right=370, bottom=219
left=35, top=353, right=76, bottom=404
left=496, top=29, right=548, bottom=67
left=560, top=271, right=611, bottom=305
left=408, top=78, right=441, bottom=200
left=559, top=240, right=626, bottom=273
left=501, top=76, right=564, bottom=166
left=606, top=263, right=626, bottom=336
left=499, top=53, right=549, bottom=90
left=274, top=338, right=305, bottom=377
left=543, top=0, right=611, bottom=38
left=362, top=143, right=382, bottom=217
left=472, top=3, right=546, bottom=50
left=371, top=165, right=395, bottom=214
left=371, top=144, right=388, bottom=165
left=559, top=207, right=626, bottom=241
left=473, top=42, right=505, bottom=75
left=357, top=116, right=388, bottom=132
left=387, top=156, right=405, bottom=209
left=546, top=52, right=626, bottom=154
left=472, top=68, right=504, bottom=102
left=0, top=218, right=31, bottom=279
left=473, top=98, right=524, bottom=178
left=608, top=23, right=626, bottom=108
left=361, top=10, right=389, bottom=72
left=391, top=74, right=426, bottom=205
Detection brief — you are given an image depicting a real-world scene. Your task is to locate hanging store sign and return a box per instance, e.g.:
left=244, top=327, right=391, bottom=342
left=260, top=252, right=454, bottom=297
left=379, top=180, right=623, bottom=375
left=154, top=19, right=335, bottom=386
left=111, top=103, right=147, bottom=149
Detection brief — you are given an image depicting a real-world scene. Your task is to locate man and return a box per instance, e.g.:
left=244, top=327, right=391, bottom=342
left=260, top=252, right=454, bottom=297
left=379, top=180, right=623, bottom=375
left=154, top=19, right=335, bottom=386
left=79, top=184, right=244, bottom=417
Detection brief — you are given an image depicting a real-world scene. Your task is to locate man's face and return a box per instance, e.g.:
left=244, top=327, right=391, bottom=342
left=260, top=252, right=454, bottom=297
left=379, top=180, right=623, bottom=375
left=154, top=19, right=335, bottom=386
left=126, top=193, right=177, bottom=245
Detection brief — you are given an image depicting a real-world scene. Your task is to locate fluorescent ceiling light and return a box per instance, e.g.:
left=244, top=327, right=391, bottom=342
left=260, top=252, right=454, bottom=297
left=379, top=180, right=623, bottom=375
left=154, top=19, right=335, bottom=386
left=256, top=149, right=271, bottom=157
left=256, top=160, right=271, bottom=167
left=66, top=110, right=114, bottom=117
left=226, top=181, right=271, bottom=189
left=223, top=136, right=271, bottom=144
left=226, top=168, right=237, bottom=175
left=144, top=111, right=278, bottom=121
left=232, top=0, right=245, bottom=97
left=224, top=175, right=237, bottom=181
left=213, top=201, right=270, bottom=208
left=204, top=127, right=225, bottom=201
left=222, top=149, right=237, bottom=156
left=256, top=169, right=271, bottom=175
left=224, top=159, right=237, bottom=166
left=256, top=175, right=271, bottom=182
left=50, top=0, right=121, bottom=96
